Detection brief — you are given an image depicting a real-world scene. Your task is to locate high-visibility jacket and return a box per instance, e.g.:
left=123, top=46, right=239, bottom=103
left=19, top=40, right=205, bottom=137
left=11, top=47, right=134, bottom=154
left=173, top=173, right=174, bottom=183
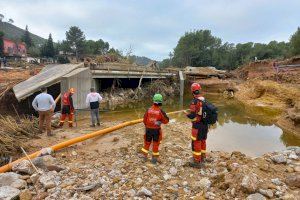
left=143, top=104, right=169, bottom=129
left=187, top=95, right=203, bottom=123
left=62, top=92, right=74, bottom=110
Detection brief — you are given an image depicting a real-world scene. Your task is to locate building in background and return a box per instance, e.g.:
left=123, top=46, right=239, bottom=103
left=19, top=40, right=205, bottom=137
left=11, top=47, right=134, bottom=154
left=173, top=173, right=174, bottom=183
left=3, top=38, right=27, bottom=57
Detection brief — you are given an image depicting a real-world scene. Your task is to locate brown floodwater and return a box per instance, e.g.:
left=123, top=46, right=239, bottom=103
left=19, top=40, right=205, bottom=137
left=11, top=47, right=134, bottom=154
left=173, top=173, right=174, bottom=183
left=92, top=93, right=300, bottom=156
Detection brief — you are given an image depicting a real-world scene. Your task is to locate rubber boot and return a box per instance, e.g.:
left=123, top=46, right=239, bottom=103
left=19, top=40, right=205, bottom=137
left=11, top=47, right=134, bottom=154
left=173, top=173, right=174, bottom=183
left=151, top=157, right=158, bottom=164
left=188, top=158, right=204, bottom=168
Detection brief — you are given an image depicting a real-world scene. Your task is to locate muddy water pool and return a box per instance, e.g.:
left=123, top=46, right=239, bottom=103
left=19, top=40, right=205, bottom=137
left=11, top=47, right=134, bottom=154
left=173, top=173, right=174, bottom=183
left=83, top=93, right=300, bottom=156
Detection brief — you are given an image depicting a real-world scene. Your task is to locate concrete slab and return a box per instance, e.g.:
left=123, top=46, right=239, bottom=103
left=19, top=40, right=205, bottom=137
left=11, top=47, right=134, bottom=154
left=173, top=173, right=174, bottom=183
left=92, top=70, right=175, bottom=79
left=13, top=63, right=83, bottom=101
left=61, top=68, right=92, bottom=109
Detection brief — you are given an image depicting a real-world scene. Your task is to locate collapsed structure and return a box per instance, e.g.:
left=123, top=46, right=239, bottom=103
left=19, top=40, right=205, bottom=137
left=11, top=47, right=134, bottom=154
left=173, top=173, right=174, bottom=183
left=11, top=63, right=179, bottom=112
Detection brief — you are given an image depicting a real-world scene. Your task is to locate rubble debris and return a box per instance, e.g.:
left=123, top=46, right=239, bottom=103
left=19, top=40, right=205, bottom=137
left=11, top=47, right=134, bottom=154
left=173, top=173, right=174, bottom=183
left=0, top=186, right=20, bottom=200
left=0, top=115, right=40, bottom=156
left=271, top=154, right=287, bottom=164
left=101, top=79, right=179, bottom=109
left=285, top=173, right=300, bottom=188
left=0, top=172, right=27, bottom=189
left=258, top=188, right=273, bottom=198
left=12, top=160, right=35, bottom=175
left=137, top=187, right=153, bottom=197
left=246, top=193, right=266, bottom=200
left=19, top=189, right=32, bottom=200
left=241, top=173, right=259, bottom=193
left=39, top=171, right=60, bottom=189
left=235, top=57, right=300, bottom=84
left=0, top=119, right=298, bottom=199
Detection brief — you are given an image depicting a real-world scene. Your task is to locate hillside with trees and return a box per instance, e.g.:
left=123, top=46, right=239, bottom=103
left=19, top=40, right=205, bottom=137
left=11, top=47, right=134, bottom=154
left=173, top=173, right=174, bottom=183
left=161, top=28, right=300, bottom=70
left=0, top=22, right=46, bottom=46
left=0, top=15, right=153, bottom=65
left=128, top=55, right=152, bottom=65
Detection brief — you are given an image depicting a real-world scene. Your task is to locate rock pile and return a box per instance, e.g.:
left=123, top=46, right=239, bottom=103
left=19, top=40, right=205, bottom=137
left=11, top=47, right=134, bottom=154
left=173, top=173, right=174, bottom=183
left=0, top=145, right=299, bottom=199
left=0, top=122, right=299, bottom=199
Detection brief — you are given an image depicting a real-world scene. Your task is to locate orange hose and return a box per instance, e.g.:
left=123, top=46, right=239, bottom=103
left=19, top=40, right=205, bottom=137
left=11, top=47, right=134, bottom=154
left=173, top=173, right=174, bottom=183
left=0, top=110, right=186, bottom=173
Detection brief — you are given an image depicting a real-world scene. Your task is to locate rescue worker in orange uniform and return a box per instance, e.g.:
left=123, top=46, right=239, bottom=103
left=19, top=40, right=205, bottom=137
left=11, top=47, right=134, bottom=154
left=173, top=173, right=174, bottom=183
left=141, top=93, right=169, bottom=164
left=185, top=83, right=208, bottom=168
left=59, top=88, right=75, bottom=127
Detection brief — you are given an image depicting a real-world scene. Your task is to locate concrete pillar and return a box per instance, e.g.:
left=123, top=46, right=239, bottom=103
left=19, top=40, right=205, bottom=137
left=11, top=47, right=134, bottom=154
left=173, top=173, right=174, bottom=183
left=179, top=71, right=185, bottom=97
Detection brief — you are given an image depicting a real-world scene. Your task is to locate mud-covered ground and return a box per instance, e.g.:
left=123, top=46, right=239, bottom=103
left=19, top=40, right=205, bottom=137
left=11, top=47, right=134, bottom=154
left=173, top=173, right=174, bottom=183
left=1, top=118, right=300, bottom=200
left=234, top=80, right=300, bottom=135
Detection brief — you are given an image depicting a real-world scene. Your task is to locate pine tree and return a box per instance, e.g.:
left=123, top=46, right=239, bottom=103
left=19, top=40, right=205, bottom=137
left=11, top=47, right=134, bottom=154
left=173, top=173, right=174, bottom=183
left=290, top=27, right=300, bottom=55
left=41, top=34, right=56, bottom=58
left=22, top=25, right=33, bottom=48
left=46, top=34, right=55, bottom=57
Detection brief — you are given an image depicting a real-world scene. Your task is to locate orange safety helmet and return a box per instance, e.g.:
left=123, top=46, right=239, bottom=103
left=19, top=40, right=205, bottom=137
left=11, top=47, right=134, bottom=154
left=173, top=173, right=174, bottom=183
left=191, top=83, right=201, bottom=93
left=69, top=88, right=75, bottom=94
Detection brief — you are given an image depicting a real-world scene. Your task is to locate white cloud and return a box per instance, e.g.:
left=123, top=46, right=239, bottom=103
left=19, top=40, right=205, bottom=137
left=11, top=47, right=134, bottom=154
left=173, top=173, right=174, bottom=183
left=0, top=0, right=299, bottom=60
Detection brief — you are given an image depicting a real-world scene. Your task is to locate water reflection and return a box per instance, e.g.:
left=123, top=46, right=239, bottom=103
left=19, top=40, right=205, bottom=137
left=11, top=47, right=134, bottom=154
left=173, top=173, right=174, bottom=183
left=98, top=93, right=299, bottom=156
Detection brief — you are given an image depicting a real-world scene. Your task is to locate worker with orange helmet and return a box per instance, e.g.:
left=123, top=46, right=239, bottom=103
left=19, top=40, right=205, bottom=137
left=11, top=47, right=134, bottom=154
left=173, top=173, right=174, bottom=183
left=59, top=88, right=75, bottom=127
left=185, top=83, right=208, bottom=168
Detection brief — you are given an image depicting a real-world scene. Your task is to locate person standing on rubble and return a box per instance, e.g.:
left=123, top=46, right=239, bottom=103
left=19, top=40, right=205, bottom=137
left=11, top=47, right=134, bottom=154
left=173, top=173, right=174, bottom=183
left=86, top=87, right=102, bottom=127
left=185, top=83, right=208, bottom=168
left=141, top=93, right=169, bottom=164
left=59, top=88, right=75, bottom=128
left=32, top=87, right=56, bottom=136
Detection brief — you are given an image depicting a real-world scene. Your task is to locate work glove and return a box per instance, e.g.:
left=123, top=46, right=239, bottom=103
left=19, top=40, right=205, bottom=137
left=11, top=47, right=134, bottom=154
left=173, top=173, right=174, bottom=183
left=155, top=121, right=162, bottom=126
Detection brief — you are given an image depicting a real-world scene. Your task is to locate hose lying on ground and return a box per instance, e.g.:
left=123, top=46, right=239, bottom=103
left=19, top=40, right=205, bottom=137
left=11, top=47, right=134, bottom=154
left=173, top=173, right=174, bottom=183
left=0, top=109, right=187, bottom=173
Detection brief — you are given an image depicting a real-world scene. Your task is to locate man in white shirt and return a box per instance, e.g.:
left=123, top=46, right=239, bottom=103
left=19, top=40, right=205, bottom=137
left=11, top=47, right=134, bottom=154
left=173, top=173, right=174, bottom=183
left=32, top=87, right=56, bottom=136
left=86, top=88, right=103, bottom=127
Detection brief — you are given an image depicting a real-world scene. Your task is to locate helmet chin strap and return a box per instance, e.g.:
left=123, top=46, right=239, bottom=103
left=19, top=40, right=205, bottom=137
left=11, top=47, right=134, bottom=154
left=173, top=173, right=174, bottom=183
left=193, top=90, right=201, bottom=95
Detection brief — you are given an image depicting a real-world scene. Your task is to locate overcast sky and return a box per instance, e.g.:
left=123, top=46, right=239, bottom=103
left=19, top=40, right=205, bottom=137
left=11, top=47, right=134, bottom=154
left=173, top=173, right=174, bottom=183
left=1, top=0, right=299, bottom=60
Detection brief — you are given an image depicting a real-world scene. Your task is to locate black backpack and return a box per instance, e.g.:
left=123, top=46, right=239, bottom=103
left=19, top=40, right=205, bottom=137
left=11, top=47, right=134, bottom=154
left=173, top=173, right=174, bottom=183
left=201, top=100, right=218, bottom=125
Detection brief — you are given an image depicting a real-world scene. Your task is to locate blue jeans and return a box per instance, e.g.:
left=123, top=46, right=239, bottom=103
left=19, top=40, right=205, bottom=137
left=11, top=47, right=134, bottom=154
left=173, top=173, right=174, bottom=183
left=90, top=109, right=100, bottom=125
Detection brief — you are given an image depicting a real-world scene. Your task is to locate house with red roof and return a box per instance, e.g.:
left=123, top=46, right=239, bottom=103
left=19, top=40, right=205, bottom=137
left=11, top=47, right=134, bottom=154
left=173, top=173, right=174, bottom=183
left=3, top=38, right=27, bottom=57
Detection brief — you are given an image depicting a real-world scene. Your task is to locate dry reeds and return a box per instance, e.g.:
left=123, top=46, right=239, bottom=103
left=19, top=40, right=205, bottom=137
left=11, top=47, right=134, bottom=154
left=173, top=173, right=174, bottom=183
left=0, top=115, right=40, bottom=156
